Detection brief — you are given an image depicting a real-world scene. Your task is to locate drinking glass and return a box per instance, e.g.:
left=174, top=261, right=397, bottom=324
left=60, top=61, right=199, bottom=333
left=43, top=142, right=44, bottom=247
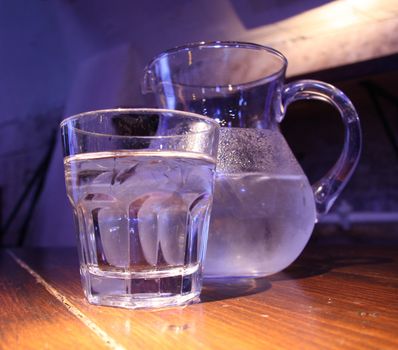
left=60, top=108, right=219, bottom=309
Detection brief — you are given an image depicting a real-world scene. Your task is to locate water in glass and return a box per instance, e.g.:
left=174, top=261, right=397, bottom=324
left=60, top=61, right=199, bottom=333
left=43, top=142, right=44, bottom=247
left=65, top=150, right=215, bottom=308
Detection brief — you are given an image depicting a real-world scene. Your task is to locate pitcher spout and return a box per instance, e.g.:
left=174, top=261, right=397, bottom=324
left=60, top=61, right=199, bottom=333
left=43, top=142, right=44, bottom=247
left=141, top=66, right=154, bottom=94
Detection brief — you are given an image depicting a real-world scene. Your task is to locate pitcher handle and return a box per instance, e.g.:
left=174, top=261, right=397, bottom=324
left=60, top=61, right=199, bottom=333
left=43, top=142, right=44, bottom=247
left=282, top=80, right=362, bottom=218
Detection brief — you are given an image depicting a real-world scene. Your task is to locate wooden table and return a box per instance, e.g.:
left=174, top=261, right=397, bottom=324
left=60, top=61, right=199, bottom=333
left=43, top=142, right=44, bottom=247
left=1, top=242, right=398, bottom=350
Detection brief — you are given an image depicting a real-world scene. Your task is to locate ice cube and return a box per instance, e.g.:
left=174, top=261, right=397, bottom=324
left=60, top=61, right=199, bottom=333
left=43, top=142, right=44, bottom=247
left=133, top=192, right=187, bottom=266
left=114, top=159, right=182, bottom=200
left=97, top=206, right=129, bottom=267
left=157, top=201, right=187, bottom=266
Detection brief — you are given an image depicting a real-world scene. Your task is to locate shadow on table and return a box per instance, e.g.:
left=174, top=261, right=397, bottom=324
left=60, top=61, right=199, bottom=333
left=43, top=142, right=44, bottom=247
left=201, top=248, right=394, bottom=302
left=269, top=254, right=393, bottom=282
left=201, top=277, right=271, bottom=302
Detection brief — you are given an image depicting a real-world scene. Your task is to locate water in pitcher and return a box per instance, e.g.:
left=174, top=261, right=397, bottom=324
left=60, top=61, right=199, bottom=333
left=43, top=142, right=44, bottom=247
left=203, top=128, right=317, bottom=277
left=64, top=150, right=215, bottom=306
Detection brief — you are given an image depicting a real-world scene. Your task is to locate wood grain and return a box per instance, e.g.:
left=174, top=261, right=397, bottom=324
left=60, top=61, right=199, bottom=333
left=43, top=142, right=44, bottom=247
left=5, top=243, right=397, bottom=350
left=0, top=251, right=107, bottom=350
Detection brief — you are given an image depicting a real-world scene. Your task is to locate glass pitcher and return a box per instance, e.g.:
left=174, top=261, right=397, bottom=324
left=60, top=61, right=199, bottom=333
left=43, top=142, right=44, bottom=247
left=142, top=41, right=361, bottom=278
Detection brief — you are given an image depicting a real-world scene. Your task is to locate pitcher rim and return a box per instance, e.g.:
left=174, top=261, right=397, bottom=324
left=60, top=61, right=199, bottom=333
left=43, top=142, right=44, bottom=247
left=144, top=41, right=288, bottom=89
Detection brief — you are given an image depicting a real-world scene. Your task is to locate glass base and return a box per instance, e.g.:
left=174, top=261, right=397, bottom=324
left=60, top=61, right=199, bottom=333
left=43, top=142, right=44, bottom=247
left=80, top=264, right=202, bottom=309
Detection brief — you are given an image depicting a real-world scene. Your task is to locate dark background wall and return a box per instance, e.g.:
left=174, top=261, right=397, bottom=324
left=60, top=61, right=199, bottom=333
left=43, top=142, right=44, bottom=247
left=284, top=71, right=398, bottom=218
left=0, top=0, right=397, bottom=246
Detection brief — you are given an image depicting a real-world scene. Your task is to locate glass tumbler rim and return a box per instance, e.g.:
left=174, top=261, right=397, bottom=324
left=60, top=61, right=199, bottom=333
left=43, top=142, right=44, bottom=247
left=60, top=107, right=220, bottom=140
